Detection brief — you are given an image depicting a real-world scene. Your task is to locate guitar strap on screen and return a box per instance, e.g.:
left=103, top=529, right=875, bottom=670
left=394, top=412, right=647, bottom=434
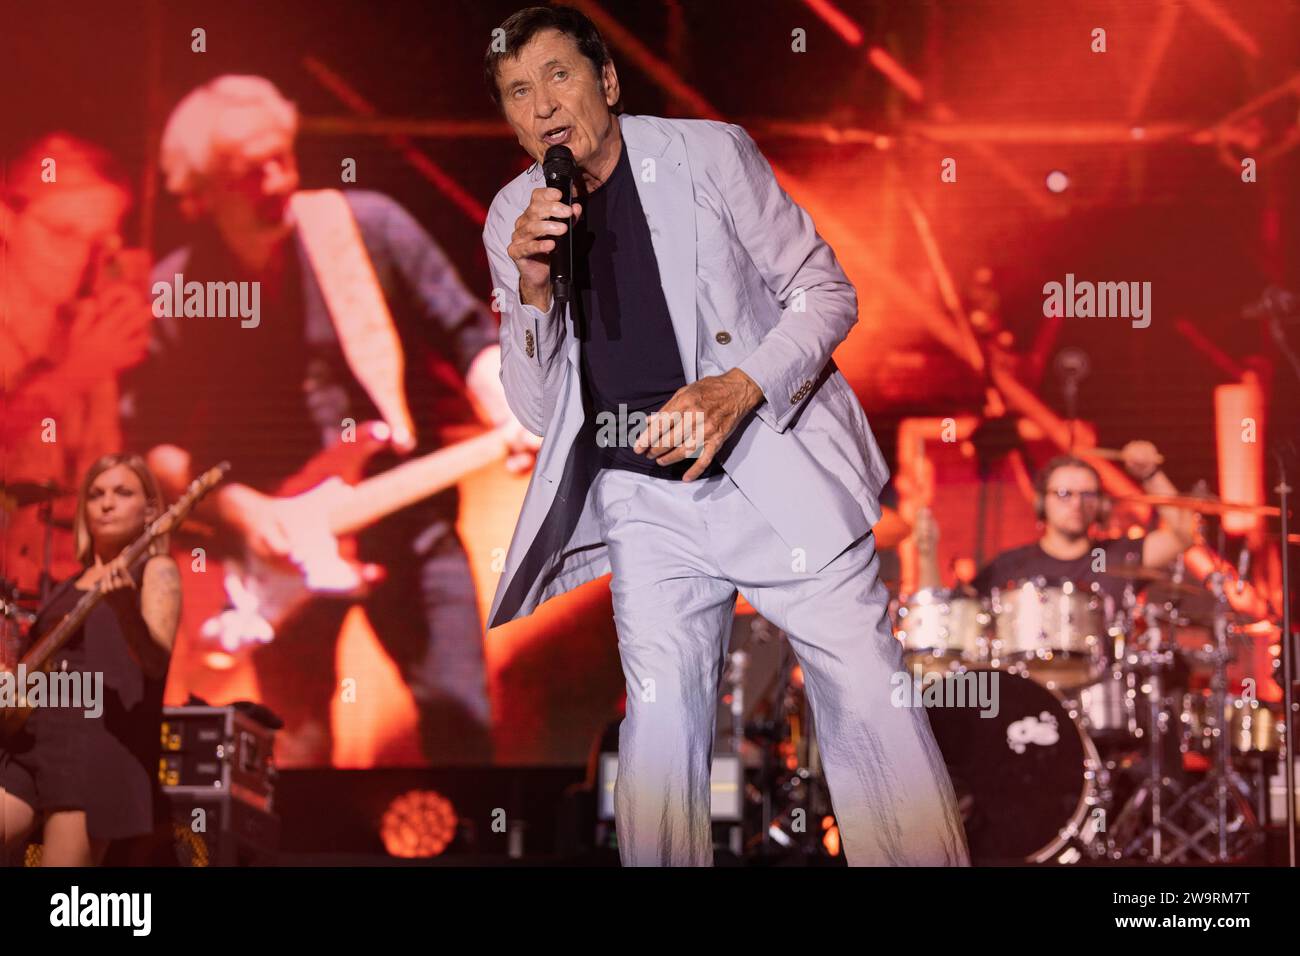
left=289, top=189, right=417, bottom=452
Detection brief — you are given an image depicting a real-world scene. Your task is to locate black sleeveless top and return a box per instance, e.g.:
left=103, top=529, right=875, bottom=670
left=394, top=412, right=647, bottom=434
left=0, top=562, right=168, bottom=840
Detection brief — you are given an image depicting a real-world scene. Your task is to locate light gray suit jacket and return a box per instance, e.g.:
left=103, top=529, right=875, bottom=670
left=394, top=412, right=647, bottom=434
left=482, top=113, right=890, bottom=629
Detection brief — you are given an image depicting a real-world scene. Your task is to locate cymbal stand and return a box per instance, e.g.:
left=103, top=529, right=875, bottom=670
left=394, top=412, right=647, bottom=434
left=1110, top=603, right=1180, bottom=859
left=1158, top=571, right=1261, bottom=861
left=1113, top=584, right=1262, bottom=861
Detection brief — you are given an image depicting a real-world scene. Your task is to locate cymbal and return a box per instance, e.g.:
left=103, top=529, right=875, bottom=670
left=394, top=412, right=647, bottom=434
left=873, top=507, right=912, bottom=549
left=1, top=585, right=41, bottom=604
left=1261, top=532, right=1300, bottom=544
left=1117, top=493, right=1281, bottom=518
left=1108, top=564, right=1208, bottom=598
left=0, top=480, right=74, bottom=508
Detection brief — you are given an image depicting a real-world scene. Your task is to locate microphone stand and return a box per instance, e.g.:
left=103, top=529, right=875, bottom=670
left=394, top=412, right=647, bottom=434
left=1275, top=449, right=1297, bottom=867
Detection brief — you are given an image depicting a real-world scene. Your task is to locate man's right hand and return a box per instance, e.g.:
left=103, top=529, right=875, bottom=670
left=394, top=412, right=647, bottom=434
left=508, top=187, right=582, bottom=311
left=215, top=484, right=292, bottom=563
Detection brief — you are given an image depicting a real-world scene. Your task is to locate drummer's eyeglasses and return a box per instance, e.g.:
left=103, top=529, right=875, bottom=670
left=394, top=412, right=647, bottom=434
left=1048, top=488, right=1102, bottom=504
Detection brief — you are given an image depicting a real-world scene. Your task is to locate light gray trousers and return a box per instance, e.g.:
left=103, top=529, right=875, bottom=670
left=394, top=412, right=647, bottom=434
left=593, top=466, right=970, bottom=866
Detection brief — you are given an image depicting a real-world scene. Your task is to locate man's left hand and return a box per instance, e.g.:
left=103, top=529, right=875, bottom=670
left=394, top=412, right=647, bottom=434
left=632, top=369, right=764, bottom=481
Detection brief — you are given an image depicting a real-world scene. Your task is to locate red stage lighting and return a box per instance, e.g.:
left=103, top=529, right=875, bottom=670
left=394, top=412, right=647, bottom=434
left=380, top=790, right=458, bottom=859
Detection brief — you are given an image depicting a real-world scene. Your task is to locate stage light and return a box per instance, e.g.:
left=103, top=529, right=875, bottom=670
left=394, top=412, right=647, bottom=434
left=1214, top=375, right=1266, bottom=534
left=802, top=0, right=864, bottom=47
left=1045, top=170, right=1070, bottom=193
left=380, top=789, right=457, bottom=858
left=821, top=817, right=842, bottom=857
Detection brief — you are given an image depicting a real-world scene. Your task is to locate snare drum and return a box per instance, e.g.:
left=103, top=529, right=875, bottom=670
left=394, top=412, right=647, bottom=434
left=990, top=579, right=1108, bottom=690
left=895, top=588, right=987, bottom=672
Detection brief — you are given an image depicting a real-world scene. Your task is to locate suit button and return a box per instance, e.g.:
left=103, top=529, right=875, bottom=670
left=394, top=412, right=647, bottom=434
left=714, top=331, right=731, bottom=345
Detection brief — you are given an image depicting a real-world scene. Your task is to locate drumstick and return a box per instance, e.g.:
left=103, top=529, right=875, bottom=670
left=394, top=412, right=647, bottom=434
left=1079, top=447, right=1164, bottom=465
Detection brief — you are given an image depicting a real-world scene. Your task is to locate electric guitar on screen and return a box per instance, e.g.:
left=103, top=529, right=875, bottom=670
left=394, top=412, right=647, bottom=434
left=197, top=422, right=512, bottom=656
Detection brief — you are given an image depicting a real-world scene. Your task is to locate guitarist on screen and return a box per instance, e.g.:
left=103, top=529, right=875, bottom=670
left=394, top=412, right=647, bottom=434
left=121, top=76, right=540, bottom=766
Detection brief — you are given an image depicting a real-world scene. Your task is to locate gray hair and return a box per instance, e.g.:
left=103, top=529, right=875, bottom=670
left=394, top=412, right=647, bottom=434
left=159, top=75, right=298, bottom=200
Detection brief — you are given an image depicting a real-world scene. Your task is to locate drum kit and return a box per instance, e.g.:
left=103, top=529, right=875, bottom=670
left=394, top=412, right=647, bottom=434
left=718, top=494, right=1293, bottom=864
left=0, top=580, right=38, bottom=674
left=894, top=497, right=1289, bottom=864
left=0, top=480, right=68, bottom=670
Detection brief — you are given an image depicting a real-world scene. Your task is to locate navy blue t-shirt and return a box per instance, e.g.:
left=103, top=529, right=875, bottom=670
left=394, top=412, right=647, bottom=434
left=574, top=139, right=721, bottom=480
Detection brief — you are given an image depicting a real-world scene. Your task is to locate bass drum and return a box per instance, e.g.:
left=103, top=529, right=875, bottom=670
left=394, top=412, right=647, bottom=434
left=925, top=668, right=1104, bottom=862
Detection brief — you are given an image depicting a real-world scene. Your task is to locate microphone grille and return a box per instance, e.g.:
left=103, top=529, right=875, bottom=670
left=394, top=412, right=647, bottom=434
left=543, top=144, right=576, bottom=177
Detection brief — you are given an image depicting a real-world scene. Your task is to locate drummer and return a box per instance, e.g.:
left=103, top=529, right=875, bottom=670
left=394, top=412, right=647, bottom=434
left=972, top=442, right=1196, bottom=612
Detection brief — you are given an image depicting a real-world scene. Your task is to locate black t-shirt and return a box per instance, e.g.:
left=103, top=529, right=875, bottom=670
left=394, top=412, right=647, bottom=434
left=972, top=536, right=1147, bottom=612
left=574, top=139, right=721, bottom=480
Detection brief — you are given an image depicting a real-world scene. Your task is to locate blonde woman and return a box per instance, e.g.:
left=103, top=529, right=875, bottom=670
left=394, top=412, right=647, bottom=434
left=0, top=454, right=180, bottom=866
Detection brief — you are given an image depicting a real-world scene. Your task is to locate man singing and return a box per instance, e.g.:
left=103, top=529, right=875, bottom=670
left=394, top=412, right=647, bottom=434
left=481, top=6, right=968, bottom=866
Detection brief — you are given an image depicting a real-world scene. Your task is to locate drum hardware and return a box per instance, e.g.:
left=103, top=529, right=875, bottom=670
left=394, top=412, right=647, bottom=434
left=1109, top=563, right=1208, bottom=601
left=1127, top=603, right=1229, bottom=691
left=718, top=618, right=840, bottom=862
left=1107, top=576, right=1265, bottom=862
left=0, top=481, right=75, bottom=601
left=1182, top=692, right=1285, bottom=756
left=0, top=579, right=37, bottom=675
left=753, top=641, right=839, bottom=861
left=0, top=480, right=74, bottom=509
left=1076, top=665, right=1148, bottom=746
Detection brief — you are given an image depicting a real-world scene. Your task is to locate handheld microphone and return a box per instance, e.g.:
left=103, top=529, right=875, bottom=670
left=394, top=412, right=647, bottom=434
left=542, top=144, right=576, bottom=309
